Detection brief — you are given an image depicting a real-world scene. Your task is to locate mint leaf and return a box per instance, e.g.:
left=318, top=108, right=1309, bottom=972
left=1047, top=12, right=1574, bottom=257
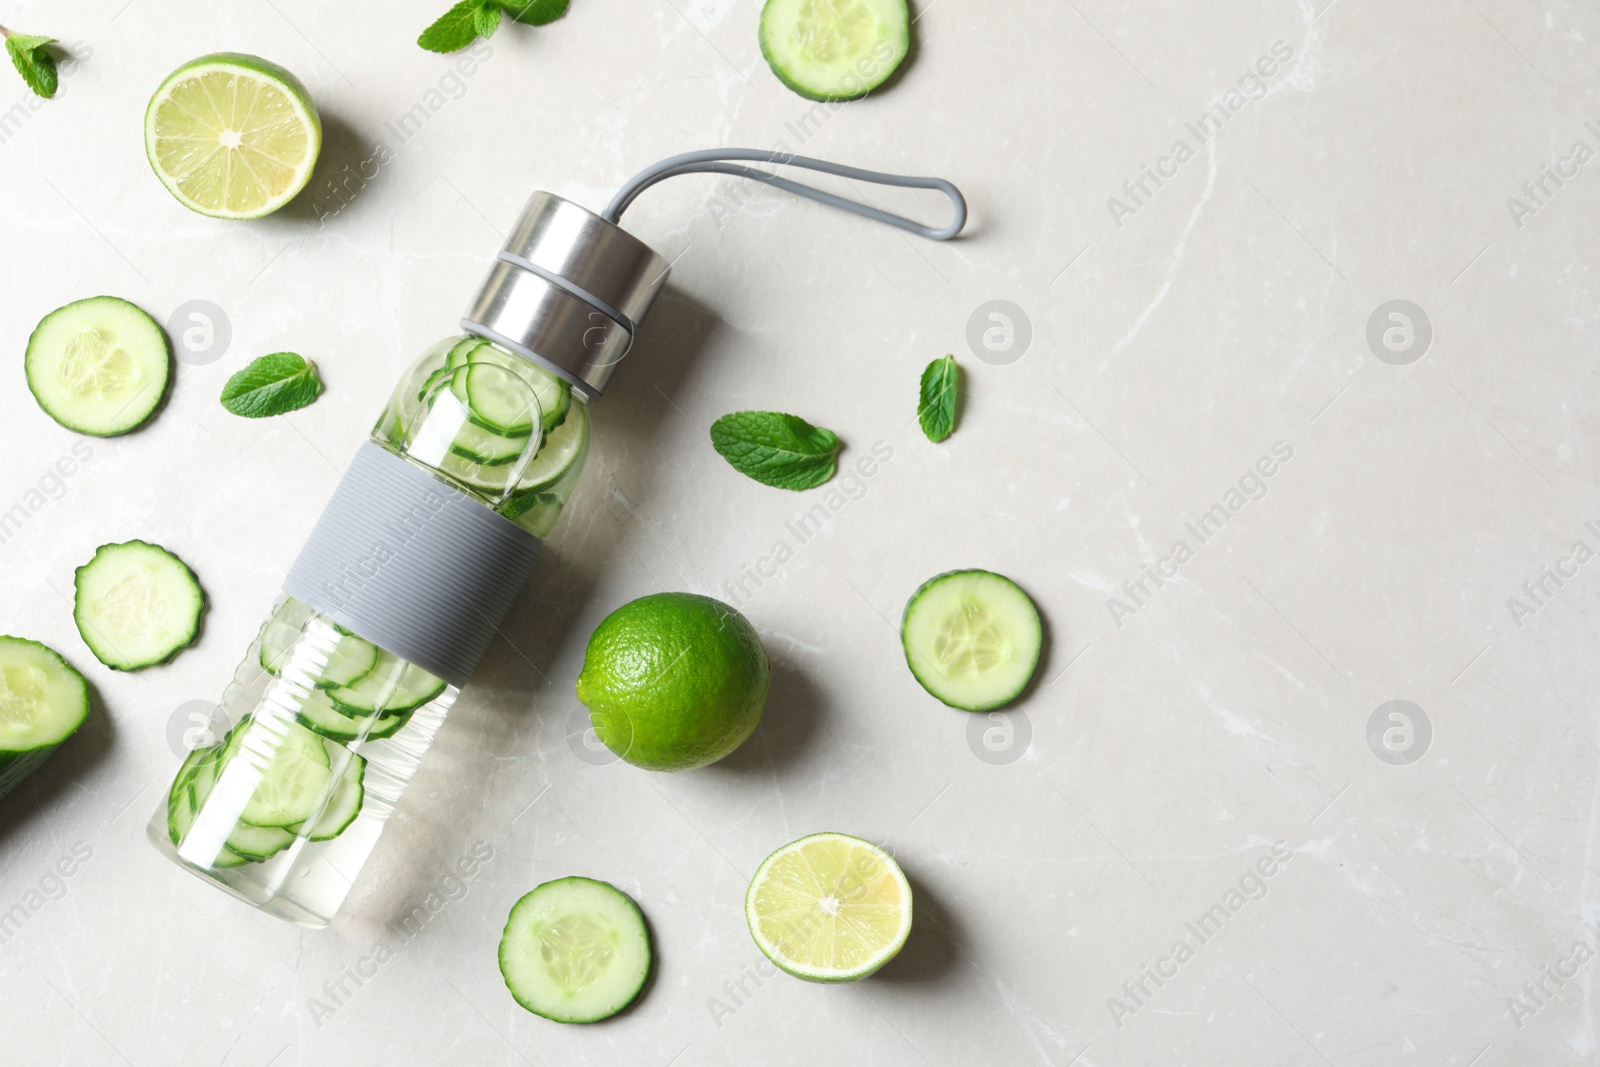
left=917, top=354, right=960, bottom=443
left=220, top=354, right=324, bottom=418
left=710, top=411, right=841, bottom=490
left=5, top=33, right=59, bottom=99
left=498, top=0, right=570, bottom=26
left=418, top=0, right=486, bottom=52
left=474, top=2, right=503, bottom=38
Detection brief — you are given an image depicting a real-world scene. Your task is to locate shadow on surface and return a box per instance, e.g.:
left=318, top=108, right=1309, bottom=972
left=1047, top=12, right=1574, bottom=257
left=873, top=862, right=962, bottom=986
left=708, top=656, right=825, bottom=777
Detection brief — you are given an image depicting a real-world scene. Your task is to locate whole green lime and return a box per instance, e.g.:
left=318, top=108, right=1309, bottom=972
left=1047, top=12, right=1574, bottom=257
left=576, top=593, right=769, bottom=771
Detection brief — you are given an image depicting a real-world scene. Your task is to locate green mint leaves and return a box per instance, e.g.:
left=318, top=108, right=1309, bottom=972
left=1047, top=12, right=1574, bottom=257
left=500, top=0, right=571, bottom=25
left=917, top=354, right=960, bottom=443
left=4, top=30, right=59, bottom=99
left=418, top=0, right=570, bottom=52
left=220, top=354, right=325, bottom=418
left=710, top=411, right=841, bottom=491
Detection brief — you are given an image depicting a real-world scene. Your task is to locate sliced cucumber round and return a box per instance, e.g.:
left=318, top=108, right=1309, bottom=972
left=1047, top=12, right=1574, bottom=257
left=450, top=420, right=533, bottom=467
left=499, top=877, right=653, bottom=1024
left=26, top=296, right=171, bottom=436
left=294, top=739, right=365, bottom=841
left=73, top=540, right=204, bottom=671
left=230, top=717, right=333, bottom=828
left=327, top=650, right=445, bottom=716
left=296, top=689, right=408, bottom=742
left=901, top=569, right=1042, bottom=712
left=760, top=0, right=910, bottom=101
left=446, top=342, right=572, bottom=434
left=259, top=618, right=378, bottom=690
left=452, top=363, right=543, bottom=437
left=226, top=821, right=296, bottom=860
left=0, top=636, right=91, bottom=802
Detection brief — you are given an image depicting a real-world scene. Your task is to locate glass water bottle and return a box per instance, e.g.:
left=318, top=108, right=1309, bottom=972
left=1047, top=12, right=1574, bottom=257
left=147, top=193, right=670, bottom=926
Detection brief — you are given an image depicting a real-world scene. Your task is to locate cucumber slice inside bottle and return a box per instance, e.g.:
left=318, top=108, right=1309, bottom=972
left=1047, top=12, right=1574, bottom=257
left=759, top=0, right=911, bottom=101
left=25, top=296, right=172, bottom=437
left=226, top=821, right=296, bottom=860
left=900, top=569, right=1042, bottom=712
left=259, top=618, right=379, bottom=690
left=450, top=421, right=533, bottom=467
left=451, top=363, right=543, bottom=437
left=296, top=689, right=408, bottom=742
left=498, top=876, right=653, bottom=1023
left=73, top=540, right=205, bottom=671
left=0, top=636, right=91, bottom=802
left=302, top=741, right=365, bottom=841
left=446, top=346, right=572, bottom=434
left=228, top=717, right=333, bottom=828
left=327, top=650, right=445, bottom=716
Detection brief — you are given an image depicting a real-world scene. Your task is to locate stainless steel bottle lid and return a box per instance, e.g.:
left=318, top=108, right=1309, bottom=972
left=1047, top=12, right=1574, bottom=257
left=461, top=192, right=671, bottom=401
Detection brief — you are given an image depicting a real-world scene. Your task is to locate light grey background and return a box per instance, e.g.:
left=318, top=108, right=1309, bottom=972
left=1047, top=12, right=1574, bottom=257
left=2, top=1, right=1596, bottom=1064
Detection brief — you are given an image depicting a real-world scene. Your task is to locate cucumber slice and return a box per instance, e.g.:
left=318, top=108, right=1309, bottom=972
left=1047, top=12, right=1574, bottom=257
left=450, top=353, right=572, bottom=435
left=450, top=421, right=533, bottom=467
left=296, top=689, right=407, bottom=742
left=0, top=636, right=91, bottom=802
left=229, top=717, right=333, bottom=828
left=259, top=618, right=379, bottom=689
left=25, top=296, right=172, bottom=437
left=901, top=569, right=1042, bottom=712
left=303, top=740, right=365, bottom=841
left=759, top=0, right=910, bottom=101
left=327, top=650, right=445, bottom=716
left=446, top=337, right=489, bottom=369
left=452, top=363, right=543, bottom=437
left=453, top=398, right=589, bottom=497
left=226, top=821, right=295, bottom=860
left=498, top=877, right=653, bottom=1023
left=171, top=743, right=252, bottom=866
left=73, top=540, right=204, bottom=671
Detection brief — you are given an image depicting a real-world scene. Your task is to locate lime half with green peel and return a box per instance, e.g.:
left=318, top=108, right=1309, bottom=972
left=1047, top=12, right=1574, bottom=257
left=746, top=832, right=913, bottom=982
left=575, top=593, right=768, bottom=771
left=144, top=53, right=322, bottom=219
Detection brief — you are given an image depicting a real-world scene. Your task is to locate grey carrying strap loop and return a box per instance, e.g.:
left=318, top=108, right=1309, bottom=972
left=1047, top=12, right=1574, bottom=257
left=602, top=149, right=967, bottom=241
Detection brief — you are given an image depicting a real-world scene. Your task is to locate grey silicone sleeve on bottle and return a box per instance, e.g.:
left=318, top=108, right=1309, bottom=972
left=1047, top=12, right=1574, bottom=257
left=283, top=442, right=541, bottom=687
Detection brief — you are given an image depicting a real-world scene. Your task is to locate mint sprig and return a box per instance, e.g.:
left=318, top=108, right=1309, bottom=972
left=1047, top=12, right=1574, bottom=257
left=418, top=0, right=570, bottom=53
left=710, top=411, right=841, bottom=491
left=917, top=354, right=960, bottom=443
left=2, top=27, right=59, bottom=99
left=220, top=354, right=324, bottom=418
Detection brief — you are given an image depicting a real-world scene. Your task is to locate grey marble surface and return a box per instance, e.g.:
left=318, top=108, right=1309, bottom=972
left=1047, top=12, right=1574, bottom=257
left=3, top=1, right=1599, bottom=1063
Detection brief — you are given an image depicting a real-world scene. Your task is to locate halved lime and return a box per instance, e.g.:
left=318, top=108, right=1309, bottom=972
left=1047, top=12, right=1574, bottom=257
left=745, top=832, right=913, bottom=982
left=144, top=53, right=322, bottom=220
